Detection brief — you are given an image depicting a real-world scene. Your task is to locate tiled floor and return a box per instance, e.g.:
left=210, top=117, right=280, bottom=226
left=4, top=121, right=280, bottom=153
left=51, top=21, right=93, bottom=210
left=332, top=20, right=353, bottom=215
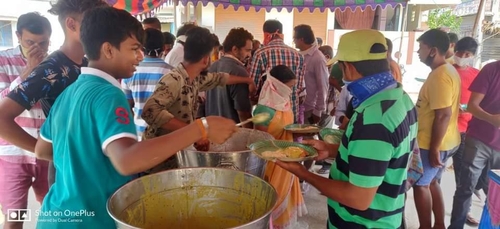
left=300, top=165, right=485, bottom=229
left=0, top=166, right=484, bottom=229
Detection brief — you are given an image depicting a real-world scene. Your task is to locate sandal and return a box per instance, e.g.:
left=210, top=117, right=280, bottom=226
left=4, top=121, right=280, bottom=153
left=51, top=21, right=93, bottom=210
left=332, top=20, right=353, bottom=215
left=466, top=213, right=479, bottom=226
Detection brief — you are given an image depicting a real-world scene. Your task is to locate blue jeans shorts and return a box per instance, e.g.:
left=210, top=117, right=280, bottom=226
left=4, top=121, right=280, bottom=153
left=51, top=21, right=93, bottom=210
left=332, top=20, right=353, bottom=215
left=415, top=147, right=458, bottom=186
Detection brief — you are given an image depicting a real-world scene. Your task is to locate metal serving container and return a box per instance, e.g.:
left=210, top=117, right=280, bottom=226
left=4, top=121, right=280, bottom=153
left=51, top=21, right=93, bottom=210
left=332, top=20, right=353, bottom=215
left=107, top=168, right=278, bottom=229
left=176, top=129, right=274, bottom=178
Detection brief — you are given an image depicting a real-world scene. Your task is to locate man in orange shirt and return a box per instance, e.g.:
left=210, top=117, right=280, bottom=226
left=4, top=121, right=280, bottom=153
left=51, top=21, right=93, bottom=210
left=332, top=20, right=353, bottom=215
left=385, top=38, right=402, bottom=83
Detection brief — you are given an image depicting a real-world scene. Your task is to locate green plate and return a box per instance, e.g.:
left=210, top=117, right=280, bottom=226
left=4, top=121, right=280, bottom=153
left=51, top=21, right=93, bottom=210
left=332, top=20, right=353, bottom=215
left=414, top=77, right=426, bottom=82
left=284, top=124, right=321, bottom=134
left=248, top=140, right=318, bottom=162
left=319, top=128, right=345, bottom=144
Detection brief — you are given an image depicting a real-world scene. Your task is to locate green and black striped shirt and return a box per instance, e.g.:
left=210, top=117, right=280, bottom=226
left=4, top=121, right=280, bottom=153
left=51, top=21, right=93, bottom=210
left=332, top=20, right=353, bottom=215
left=328, top=84, right=417, bottom=229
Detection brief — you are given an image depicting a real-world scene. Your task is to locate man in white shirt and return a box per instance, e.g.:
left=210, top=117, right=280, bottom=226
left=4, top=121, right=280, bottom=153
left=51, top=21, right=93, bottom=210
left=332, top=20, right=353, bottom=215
left=165, top=23, right=197, bottom=67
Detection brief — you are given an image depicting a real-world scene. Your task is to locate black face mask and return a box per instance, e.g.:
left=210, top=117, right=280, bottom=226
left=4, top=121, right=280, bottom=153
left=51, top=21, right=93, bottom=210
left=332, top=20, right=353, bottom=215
left=424, top=49, right=436, bottom=66
left=425, top=54, right=435, bottom=66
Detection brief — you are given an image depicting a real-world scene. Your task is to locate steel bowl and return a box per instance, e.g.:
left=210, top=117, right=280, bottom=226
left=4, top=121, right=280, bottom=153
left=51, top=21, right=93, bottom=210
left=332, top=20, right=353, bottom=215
left=107, top=167, right=277, bottom=229
left=177, top=129, right=274, bottom=178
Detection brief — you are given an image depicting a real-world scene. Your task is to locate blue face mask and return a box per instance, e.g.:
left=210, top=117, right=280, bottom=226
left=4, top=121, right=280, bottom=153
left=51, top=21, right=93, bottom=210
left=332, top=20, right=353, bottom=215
left=342, top=79, right=352, bottom=85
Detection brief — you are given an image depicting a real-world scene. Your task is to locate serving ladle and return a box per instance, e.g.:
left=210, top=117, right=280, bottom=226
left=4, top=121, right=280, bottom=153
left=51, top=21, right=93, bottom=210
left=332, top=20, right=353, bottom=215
left=235, top=113, right=270, bottom=127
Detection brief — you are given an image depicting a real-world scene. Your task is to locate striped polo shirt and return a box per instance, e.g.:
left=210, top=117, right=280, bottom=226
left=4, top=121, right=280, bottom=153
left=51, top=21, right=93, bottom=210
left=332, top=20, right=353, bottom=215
left=121, top=57, right=173, bottom=139
left=0, top=46, right=45, bottom=164
left=328, top=84, right=417, bottom=228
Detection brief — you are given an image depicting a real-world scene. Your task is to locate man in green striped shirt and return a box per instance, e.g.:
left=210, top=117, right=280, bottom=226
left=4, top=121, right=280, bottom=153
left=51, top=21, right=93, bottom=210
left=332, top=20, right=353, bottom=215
left=276, top=29, right=417, bottom=228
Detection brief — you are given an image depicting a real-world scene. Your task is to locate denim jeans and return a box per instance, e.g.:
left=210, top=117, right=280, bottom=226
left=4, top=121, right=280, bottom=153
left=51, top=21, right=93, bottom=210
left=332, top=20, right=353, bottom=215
left=452, top=133, right=489, bottom=191
left=449, top=136, right=500, bottom=229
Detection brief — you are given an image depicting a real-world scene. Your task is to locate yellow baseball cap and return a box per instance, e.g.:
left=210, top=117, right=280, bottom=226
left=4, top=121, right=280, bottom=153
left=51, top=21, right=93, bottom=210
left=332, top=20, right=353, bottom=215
left=333, top=29, right=388, bottom=62
left=326, top=58, right=336, bottom=66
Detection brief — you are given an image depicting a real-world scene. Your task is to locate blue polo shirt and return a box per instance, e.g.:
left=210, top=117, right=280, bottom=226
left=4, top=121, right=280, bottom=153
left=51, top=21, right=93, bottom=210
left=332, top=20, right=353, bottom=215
left=121, top=57, right=173, bottom=138
left=37, top=67, right=137, bottom=229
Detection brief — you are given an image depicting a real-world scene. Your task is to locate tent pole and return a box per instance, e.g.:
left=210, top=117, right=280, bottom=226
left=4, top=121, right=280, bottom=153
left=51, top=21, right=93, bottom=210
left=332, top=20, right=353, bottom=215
left=397, top=1, right=409, bottom=65
left=173, top=2, right=178, bottom=33
left=472, top=0, right=486, bottom=37
left=472, top=0, right=486, bottom=68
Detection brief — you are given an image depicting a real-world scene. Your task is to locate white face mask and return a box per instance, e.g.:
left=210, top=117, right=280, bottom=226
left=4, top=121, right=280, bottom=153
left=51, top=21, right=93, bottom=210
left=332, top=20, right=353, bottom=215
left=454, top=56, right=473, bottom=67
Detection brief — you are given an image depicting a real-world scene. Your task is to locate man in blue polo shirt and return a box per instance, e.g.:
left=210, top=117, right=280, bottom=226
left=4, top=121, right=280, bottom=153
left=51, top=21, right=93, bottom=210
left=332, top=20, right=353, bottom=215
left=122, top=28, right=173, bottom=140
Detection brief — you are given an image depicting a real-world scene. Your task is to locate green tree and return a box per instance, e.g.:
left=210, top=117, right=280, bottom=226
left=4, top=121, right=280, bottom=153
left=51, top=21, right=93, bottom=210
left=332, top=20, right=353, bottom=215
left=427, top=8, right=462, bottom=33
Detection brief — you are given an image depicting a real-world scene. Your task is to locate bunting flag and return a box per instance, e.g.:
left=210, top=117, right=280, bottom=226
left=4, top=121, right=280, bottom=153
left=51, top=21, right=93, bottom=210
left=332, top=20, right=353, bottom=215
left=178, top=0, right=407, bottom=12
left=106, top=0, right=171, bottom=15
left=107, top=0, right=407, bottom=15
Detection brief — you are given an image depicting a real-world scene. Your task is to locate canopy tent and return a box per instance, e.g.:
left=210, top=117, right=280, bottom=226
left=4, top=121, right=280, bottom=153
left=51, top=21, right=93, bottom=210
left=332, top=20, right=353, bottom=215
left=177, top=0, right=407, bottom=12
left=107, top=0, right=407, bottom=15
left=108, top=0, right=410, bottom=64
left=106, top=0, right=170, bottom=16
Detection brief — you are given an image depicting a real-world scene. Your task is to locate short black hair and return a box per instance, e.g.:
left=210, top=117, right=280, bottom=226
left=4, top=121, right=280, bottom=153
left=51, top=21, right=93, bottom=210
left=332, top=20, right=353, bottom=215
left=448, top=32, right=459, bottom=44
left=293, top=24, right=315, bottom=45
left=143, top=28, right=164, bottom=57
left=318, top=45, right=333, bottom=58
left=48, top=0, right=108, bottom=25
left=162, top=32, right=175, bottom=45
left=256, top=65, right=296, bottom=95
left=16, top=12, right=52, bottom=36
left=223, top=28, right=254, bottom=53
left=417, top=29, right=450, bottom=55
left=252, top=40, right=261, bottom=56
left=340, top=44, right=389, bottom=76
left=270, top=65, right=296, bottom=84
left=343, top=59, right=390, bottom=77
left=184, top=27, right=215, bottom=63
left=80, top=6, right=144, bottom=61
left=454, top=37, right=478, bottom=55
left=385, top=38, right=393, bottom=53
left=316, top=37, right=323, bottom=46
left=142, top=17, right=161, bottom=30
left=263, top=20, right=283, bottom=34
left=212, top=33, right=221, bottom=47
left=176, top=22, right=197, bottom=37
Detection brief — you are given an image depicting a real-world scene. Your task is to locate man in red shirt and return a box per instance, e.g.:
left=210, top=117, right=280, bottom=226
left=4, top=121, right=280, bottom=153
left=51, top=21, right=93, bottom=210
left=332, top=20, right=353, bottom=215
left=451, top=36, right=487, bottom=226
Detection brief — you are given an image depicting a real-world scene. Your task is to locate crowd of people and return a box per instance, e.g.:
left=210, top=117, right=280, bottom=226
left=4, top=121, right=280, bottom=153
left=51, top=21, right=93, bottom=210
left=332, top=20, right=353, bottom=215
left=0, top=0, right=499, bottom=228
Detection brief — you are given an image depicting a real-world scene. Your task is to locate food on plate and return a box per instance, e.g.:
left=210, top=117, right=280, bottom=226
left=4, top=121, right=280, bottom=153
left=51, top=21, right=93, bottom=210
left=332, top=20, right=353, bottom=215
left=262, top=150, right=287, bottom=158
left=324, top=135, right=342, bottom=144
left=285, top=146, right=306, bottom=158
left=288, top=126, right=319, bottom=131
left=253, top=112, right=270, bottom=124
left=261, top=146, right=307, bottom=159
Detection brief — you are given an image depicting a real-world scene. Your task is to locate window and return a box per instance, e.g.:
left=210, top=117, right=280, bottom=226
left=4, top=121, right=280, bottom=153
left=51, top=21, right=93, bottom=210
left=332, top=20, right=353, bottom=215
left=385, top=5, right=402, bottom=31
left=0, top=20, right=14, bottom=47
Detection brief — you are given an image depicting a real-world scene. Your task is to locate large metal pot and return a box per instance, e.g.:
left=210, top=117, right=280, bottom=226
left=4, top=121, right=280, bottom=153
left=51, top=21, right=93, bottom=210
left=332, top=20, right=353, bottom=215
left=176, top=129, right=274, bottom=178
left=107, top=168, right=277, bottom=229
